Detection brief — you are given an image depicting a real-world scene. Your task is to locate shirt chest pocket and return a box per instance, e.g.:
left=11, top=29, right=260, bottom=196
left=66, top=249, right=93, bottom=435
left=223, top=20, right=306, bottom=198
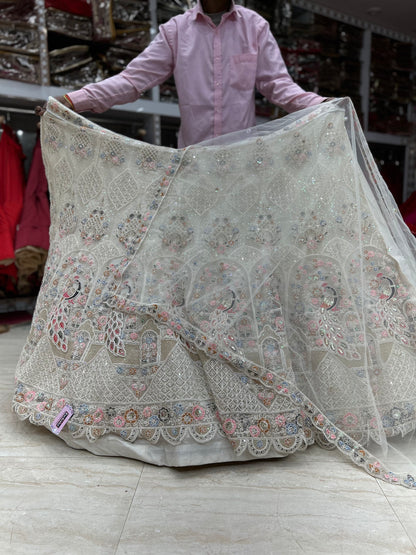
left=230, top=53, right=257, bottom=91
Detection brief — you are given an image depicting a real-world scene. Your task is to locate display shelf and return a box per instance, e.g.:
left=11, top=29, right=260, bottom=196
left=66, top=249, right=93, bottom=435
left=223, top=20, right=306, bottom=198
left=290, top=0, right=416, bottom=201
left=0, top=0, right=181, bottom=145
left=365, top=131, right=409, bottom=147
left=360, top=29, right=371, bottom=130
left=0, top=77, right=180, bottom=119
left=35, top=0, right=49, bottom=86
left=291, top=0, right=416, bottom=44
left=0, top=76, right=180, bottom=146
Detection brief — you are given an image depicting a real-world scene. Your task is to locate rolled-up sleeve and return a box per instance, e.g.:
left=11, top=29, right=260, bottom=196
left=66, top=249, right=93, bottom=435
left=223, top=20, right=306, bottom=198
left=255, top=21, right=325, bottom=113
left=68, top=24, right=175, bottom=113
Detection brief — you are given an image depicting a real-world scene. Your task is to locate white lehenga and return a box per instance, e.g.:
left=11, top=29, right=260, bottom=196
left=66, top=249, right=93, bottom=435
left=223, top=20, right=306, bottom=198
left=12, top=97, right=416, bottom=487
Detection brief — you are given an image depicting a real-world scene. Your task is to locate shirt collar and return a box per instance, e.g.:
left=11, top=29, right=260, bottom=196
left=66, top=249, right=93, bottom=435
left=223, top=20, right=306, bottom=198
left=192, top=1, right=238, bottom=22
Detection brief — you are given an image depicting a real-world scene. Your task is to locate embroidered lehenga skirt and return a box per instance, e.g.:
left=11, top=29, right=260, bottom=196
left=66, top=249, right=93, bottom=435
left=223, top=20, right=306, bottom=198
left=12, top=98, right=416, bottom=487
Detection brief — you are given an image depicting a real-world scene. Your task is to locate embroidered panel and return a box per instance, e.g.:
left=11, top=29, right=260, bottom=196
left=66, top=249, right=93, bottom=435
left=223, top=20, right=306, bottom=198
left=12, top=98, right=416, bottom=487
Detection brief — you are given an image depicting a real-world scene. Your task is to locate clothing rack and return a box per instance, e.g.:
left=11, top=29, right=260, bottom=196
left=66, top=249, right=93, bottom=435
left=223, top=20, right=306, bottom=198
left=0, top=106, right=35, bottom=130
left=0, top=106, right=34, bottom=116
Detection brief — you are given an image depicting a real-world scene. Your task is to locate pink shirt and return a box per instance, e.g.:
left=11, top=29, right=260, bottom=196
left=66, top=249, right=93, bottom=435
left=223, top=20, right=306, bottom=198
left=69, top=0, right=325, bottom=147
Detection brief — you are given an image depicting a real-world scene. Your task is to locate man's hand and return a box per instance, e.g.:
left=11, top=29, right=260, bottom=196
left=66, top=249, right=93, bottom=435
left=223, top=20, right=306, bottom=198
left=34, top=95, right=74, bottom=117
left=34, top=103, right=46, bottom=116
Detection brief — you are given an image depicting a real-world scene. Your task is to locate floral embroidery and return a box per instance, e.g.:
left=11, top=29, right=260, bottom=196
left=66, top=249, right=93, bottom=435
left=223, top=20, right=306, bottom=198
left=114, top=415, right=126, bottom=428
left=80, top=207, right=109, bottom=245
left=160, top=214, right=194, bottom=253
left=70, top=128, right=94, bottom=158
left=223, top=418, right=237, bottom=434
left=249, top=425, right=261, bottom=437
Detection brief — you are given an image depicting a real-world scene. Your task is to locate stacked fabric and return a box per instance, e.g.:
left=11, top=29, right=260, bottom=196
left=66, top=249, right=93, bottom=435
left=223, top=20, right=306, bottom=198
left=370, top=34, right=415, bottom=135
left=0, top=0, right=39, bottom=83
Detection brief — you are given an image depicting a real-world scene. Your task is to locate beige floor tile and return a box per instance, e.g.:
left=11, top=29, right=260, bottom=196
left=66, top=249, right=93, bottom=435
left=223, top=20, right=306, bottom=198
left=0, top=456, right=143, bottom=555
left=115, top=460, right=414, bottom=555
left=377, top=479, right=416, bottom=549
left=0, top=328, right=27, bottom=369
left=0, top=420, right=97, bottom=459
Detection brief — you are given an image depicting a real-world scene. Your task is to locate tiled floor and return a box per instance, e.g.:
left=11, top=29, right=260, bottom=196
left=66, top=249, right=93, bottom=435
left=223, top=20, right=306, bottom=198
left=1, top=325, right=416, bottom=555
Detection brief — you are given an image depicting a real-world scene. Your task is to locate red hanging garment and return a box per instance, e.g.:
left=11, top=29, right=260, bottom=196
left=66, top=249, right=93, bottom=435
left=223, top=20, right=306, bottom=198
left=400, top=191, right=416, bottom=235
left=15, top=135, right=50, bottom=252
left=0, top=124, right=26, bottom=292
left=15, top=135, right=50, bottom=294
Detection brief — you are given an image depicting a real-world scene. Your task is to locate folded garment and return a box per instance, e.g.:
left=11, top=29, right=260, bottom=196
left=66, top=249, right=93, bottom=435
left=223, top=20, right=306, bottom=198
left=0, top=49, right=39, bottom=84
left=112, top=0, right=150, bottom=23
left=90, top=0, right=114, bottom=41
left=45, top=1, right=114, bottom=41
left=46, top=7, right=92, bottom=41
left=112, top=25, right=151, bottom=53
left=104, top=46, right=137, bottom=73
left=51, top=60, right=107, bottom=88
left=0, top=0, right=36, bottom=25
left=49, top=45, right=92, bottom=75
left=15, top=246, right=48, bottom=295
left=0, top=22, right=39, bottom=54
left=159, top=76, right=178, bottom=103
left=157, top=0, right=192, bottom=23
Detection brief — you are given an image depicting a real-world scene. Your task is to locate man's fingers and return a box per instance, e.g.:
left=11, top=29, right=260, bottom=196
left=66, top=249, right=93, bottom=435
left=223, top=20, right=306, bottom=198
left=34, top=105, right=46, bottom=116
